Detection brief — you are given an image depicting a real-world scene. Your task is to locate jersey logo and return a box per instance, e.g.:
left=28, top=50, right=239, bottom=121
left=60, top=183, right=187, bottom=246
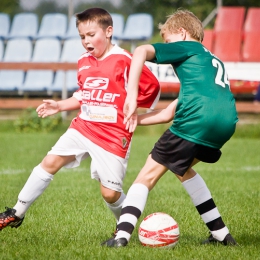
left=122, top=137, right=128, bottom=148
left=84, top=77, right=109, bottom=90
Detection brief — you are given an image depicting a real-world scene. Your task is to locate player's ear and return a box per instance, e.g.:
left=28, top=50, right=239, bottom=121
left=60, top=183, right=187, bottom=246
left=106, top=26, right=113, bottom=38
left=180, top=27, right=187, bottom=41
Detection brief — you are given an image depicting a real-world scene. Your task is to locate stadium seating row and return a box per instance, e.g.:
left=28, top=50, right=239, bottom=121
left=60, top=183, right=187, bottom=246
left=0, top=38, right=84, bottom=95
left=0, top=7, right=260, bottom=98
left=0, top=12, right=153, bottom=96
left=202, top=7, right=260, bottom=62
left=0, top=38, right=84, bottom=62
left=0, top=12, right=73, bottom=40
left=0, top=12, right=153, bottom=48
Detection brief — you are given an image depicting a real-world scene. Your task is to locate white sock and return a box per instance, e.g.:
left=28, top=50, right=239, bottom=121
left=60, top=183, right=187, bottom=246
left=182, top=173, right=212, bottom=206
left=13, top=164, right=53, bottom=218
left=104, top=192, right=126, bottom=222
left=212, top=226, right=230, bottom=241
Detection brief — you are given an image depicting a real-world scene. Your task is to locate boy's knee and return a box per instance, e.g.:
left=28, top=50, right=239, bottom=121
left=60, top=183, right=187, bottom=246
left=101, top=189, right=121, bottom=204
left=40, top=155, right=61, bottom=174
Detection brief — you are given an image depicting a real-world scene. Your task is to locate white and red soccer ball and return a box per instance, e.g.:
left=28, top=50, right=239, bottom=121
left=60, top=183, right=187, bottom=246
left=138, top=212, right=179, bottom=248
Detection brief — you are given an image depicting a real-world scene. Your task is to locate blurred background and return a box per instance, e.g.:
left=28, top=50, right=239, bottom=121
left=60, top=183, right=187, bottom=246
left=2, top=0, right=260, bottom=37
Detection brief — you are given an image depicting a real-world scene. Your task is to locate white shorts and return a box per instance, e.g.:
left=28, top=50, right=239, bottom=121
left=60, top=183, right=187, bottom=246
left=48, top=128, right=130, bottom=192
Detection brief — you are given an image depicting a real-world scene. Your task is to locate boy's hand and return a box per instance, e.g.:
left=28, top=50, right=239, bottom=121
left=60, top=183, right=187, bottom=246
left=125, top=112, right=137, bottom=133
left=123, top=98, right=137, bottom=125
left=36, top=100, right=60, bottom=118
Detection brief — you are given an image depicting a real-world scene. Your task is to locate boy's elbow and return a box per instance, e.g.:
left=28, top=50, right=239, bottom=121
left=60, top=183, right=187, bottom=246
left=160, top=115, right=172, bottom=124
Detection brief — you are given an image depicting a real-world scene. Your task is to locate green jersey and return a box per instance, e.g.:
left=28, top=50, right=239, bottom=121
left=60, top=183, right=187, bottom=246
left=152, top=41, right=238, bottom=149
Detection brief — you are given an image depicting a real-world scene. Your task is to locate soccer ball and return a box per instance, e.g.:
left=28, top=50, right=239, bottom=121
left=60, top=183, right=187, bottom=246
left=138, top=212, right=179, bottom=248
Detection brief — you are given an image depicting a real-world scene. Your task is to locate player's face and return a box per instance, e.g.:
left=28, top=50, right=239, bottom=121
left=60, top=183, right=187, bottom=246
left=78, top=21, right=113, bottom=60
left=163, top=28, right=186, bottom=43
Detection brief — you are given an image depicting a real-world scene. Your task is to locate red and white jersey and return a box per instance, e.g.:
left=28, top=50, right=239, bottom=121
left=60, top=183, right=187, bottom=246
left=70, top=45, right=160, bottom=158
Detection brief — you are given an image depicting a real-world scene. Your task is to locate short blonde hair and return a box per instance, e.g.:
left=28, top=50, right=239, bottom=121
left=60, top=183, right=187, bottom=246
left=159, top=9, right=204, bottom=42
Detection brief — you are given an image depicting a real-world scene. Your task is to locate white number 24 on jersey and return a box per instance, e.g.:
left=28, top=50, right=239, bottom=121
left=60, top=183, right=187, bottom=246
left=212, top=58, right=230, bottom=89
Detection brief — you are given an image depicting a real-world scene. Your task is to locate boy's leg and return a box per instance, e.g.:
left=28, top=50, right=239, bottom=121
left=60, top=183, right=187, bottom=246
left=181, top=169, right=236, bottom=245
left=99, top=187, right=126, bottom=245
left=0, top=155, right=75, bottom=230
left=114, top=183, right=149, bottom=242
left=89, top=145, right=129, bottom=226
left=101, top=185, right=126, bottom=222
left=101, top=155, right=167, bottom=247
left=0, top=164, right=53, bottom=230
left=14, top=164, right=54, bottom=218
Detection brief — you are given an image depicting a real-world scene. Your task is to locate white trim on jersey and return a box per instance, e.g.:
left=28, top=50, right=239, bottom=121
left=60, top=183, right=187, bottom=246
left=124, top=66, right=128, bottom=92
left=78, top=45, right=132, bottom=63
left=150, top=88, right=161, bottom=110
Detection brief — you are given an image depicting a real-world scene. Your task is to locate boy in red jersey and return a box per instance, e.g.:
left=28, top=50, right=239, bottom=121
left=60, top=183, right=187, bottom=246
left=102, top=9, right=238, bottom=248
left=0, top=8, right=160, bottom=232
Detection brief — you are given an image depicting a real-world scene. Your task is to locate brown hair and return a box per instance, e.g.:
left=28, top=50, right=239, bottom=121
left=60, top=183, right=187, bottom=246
left=75, top=7, right=113, bottom=30
left=159, top=9, right=204, bottom=42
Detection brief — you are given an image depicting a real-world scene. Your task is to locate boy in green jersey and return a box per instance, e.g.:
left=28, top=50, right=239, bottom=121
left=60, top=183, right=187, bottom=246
left=102, top=9, right=238, bottom=247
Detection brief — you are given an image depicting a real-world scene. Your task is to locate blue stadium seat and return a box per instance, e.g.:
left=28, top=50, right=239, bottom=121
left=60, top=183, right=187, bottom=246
left=60, top=38, right=85, bottom=62
left=0, top=70, right=24, bottom=92
left=18, top=38, right=61, bottom=95
left=37, top=13, right=67, bottom=40
left=19, top=70, right=54, bottom=95
left=8, top=13, right=38, bottom=40
left=50, top=38, right=84, bottom=95
left=48, top=70, right=78, bottom=94
left=64, top=16, right=78, bottom=39
left=110, top=13, right=124, bottom=44
left=0, top=39, right=4, bottom=60
left=0, top=38, right=32, bottom=94
left=0, top=13, right=10, bottom=40
left=32, top=38, right=61, bottom=62
left=117, top=13, right=153, bottom=51
left=3, top=38, right=32, bottom=62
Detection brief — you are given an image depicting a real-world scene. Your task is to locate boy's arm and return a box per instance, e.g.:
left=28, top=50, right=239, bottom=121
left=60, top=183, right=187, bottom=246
left=124, top=44, right=156, bottom=124
left=36, top=97, right=80, bottom=118
left=138, top=99, right=178, bottom=126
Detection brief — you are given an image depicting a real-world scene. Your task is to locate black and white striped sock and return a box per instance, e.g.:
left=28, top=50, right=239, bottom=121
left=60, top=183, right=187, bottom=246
left=115, top=183, right=149, bottom=241
left=182, top=173, right=229, bottom=241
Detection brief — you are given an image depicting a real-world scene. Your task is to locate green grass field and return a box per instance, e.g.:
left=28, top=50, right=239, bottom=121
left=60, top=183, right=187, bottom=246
left=0, top=118, right=260, bottom=260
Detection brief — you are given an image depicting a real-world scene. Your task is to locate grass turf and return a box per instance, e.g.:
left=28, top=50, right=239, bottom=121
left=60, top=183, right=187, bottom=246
left=0, top=119, right=260, bottom=260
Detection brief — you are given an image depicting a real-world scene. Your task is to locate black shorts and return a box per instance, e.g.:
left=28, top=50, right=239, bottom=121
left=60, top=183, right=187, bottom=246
left=151, top=129, right=221, bottom=176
